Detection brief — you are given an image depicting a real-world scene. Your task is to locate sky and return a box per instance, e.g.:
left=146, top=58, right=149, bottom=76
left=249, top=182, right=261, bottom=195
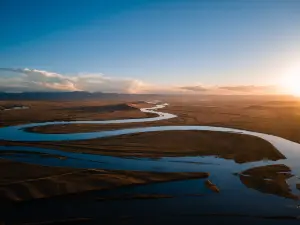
left=1, top=0, right=300, bottom=94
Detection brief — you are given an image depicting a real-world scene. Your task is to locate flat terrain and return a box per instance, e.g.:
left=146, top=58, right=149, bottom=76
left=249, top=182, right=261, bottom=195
left=0, top=159, right=208, bottom=202
left=21, top=95, right=300, bottom=144
left=0, top=100, right=153, bottom=127
left=159, top=96, right=300, bottom=143
left=1, top=95, right=300, bottom=224
left=239, top=164, right=297, bottom=199
left=3, top=130, right=285, bottom=163
left=0, top=95, right=299, bottom=199
left=2, top=95, right=298, bottom=163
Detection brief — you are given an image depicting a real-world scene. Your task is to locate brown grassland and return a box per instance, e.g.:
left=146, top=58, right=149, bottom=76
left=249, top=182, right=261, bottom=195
left=15, top=95, right=300, bottom=144
left=0, top=99, right=153, bottom=127
left=3, top=131, right=285, bottom=163
left=239, top=164, right=297, bottom=199
left=0, top=158, right=208, bottom=202
left=1, top=95, right=300, bottom=201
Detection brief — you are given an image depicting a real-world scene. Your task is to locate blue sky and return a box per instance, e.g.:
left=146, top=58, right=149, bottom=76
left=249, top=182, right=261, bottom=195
left=0, top=0, right=299, bottom=93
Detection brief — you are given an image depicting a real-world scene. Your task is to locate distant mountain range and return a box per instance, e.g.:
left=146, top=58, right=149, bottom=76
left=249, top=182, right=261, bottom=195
left=0, top=91, right=161, bottom=100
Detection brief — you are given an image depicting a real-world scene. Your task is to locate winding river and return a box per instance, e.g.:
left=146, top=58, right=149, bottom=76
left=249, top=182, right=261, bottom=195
left=0, top=102, right=300, bottom=200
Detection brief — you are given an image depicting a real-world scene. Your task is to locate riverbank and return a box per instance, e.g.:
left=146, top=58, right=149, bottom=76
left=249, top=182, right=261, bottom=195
left=0, top=100, right=154, bottom=127
left=20, top=96, right=300, bottom=144
left=238, top=164, right=298, bottom=199
left=1, top=130, right=285, bottom=163
left=0, top=159, right=209, bottom=202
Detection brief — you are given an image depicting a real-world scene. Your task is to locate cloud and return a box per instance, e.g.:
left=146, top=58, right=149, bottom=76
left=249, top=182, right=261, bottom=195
left=218, top=85, right=279, bottom=94
left=0, top=68, right=282, bottom=95
left=74, top=74, right=145, bottom=94
left=180, top=85, right=208, bottom=92
left=0, top=68, right=145, bottom=93
left=0, top=68, right=78, bottom=92
left=177, top=84, right=281, bottom=95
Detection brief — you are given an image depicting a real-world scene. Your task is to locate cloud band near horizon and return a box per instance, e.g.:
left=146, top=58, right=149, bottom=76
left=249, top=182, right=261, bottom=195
left=0, top=68, right=281, bottom=95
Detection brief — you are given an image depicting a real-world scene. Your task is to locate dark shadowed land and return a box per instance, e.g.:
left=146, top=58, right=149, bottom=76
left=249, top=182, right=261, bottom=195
left=0, top=159, right=208, bottom=202
left=96, top=194, right=174, bottom=202
left=238, top=164, right=298, bottom=200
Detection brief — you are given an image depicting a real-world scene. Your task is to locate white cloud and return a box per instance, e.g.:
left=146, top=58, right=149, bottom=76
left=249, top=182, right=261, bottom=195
left=0, top=68, right=145, bottom=93
left=0, top=68, right=282, bottom=95
left=0, top=68, right=78, bottom=92
left=180, top=85, right=208, bottom=92
left=74, top=74, right=145, bottom=93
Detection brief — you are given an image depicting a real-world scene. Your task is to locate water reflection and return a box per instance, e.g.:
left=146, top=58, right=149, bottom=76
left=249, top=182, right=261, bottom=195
left=0, top=103, right=300, bottom=203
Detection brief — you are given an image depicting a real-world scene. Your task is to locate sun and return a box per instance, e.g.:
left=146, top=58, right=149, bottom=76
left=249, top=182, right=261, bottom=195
left=281, top=73, right=300, bottom=96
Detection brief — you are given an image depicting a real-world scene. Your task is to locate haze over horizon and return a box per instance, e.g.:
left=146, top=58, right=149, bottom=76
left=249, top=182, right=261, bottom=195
left=1, top=0, right=299, bottom=95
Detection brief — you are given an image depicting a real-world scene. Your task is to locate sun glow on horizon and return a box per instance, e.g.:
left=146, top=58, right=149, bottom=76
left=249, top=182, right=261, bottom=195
left=281, top=74, right=300, bottom=96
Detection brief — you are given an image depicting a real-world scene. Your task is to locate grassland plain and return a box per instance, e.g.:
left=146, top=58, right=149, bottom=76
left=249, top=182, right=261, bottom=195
left=1, top=95, right=300, bottom=202
left=0, top=159, right=208, bottom=202
left=19, top=95, right=300, bottom=144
